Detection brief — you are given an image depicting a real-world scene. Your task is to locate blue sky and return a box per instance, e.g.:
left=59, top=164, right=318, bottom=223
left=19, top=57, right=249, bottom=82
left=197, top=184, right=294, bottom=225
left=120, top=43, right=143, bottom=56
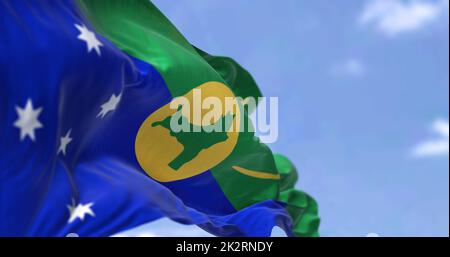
left=122, top=0, right=449, bottom=237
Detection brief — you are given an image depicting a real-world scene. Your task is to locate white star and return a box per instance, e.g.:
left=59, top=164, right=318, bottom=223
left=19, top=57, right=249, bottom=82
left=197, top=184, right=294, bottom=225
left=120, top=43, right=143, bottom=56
left=97, top=93, right=122, bottom=118
left=75, top=23, right=103, bottom=56
left=58, top=130, right=73, bottom=156
left=14, top=99, right=43, bottom=142
left=67, top=201, right=95, bottom=223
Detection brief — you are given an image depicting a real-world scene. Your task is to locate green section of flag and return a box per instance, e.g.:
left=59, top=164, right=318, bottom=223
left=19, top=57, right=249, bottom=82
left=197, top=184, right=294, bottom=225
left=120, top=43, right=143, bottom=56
left=77, top=0, right=319, bottom=237
left=77, top=0, right=220, bottom=97
left=210, top=117, right=280, bottom=210
left=275, top=154, right=320, bottom=237
left=194, top=47, right=262, bottom=112
left=194, top=47, right=278, bottom=211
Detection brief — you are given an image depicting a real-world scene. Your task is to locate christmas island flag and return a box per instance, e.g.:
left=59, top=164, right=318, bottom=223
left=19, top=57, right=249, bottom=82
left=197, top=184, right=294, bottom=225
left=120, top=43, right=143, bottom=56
left=0, top=0, right=320, bottom=237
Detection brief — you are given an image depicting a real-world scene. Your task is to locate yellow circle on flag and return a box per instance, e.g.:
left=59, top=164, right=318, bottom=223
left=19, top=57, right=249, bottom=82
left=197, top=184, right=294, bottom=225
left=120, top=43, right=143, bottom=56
left=135, top=82, right=240, bottom=182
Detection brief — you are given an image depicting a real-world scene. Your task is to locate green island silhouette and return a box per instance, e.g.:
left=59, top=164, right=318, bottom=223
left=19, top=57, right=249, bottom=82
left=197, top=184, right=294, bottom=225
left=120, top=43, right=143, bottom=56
left=152, top=106, right=235, bottom=170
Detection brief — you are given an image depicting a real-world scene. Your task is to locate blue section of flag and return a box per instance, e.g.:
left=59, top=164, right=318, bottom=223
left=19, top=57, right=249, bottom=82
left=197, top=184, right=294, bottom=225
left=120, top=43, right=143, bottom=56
left=28, top=157, right=293, bottom=237
left=0, top=0, right=293, bottom=236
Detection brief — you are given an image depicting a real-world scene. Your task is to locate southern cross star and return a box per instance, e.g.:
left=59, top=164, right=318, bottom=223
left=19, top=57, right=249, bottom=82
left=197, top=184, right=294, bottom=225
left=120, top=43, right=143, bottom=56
left=67, top=201, right=95, bottom=224
left=75, top=23, right=103, bottom=56
left=14, top=99, right=43, bottom=142
left=58, top=129, right=73, bottom=156
left=98, top=93, right=122, bottom=118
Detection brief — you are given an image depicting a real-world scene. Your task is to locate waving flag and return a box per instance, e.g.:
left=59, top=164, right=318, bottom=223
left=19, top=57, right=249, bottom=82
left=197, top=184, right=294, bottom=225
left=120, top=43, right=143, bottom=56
left=0, top=0, right=319, bottom=237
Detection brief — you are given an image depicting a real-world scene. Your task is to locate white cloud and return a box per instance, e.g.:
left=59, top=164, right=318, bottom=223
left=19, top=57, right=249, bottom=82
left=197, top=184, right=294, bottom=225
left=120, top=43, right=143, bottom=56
left=331, top=58, right=366, bottom=77
left=359, top=0, right=448, bottom=36
left=412, top=119, right=449, bottom=158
